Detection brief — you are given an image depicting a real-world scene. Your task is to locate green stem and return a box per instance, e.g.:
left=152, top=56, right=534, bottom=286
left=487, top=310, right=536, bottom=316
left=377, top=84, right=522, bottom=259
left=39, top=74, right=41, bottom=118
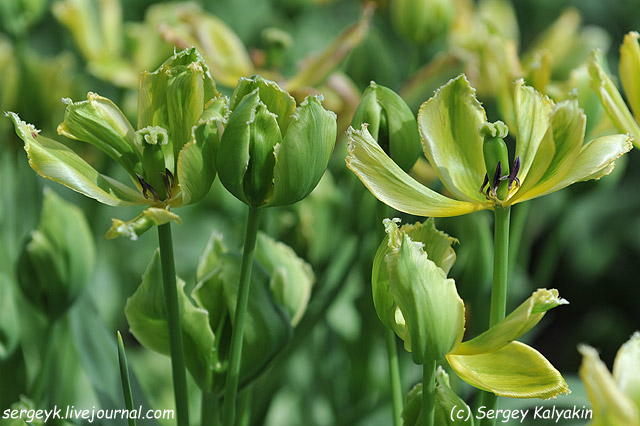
left=237, top=388, right=253, bottom=426
left=221, top=206, right=261, bottom=426
left=117, top=331, right=136, bottom=426
left=201, top=391, right=218, bottom=426
left=480, top=206, right=511, bottom=426
left=422, top=360, right=436, bottom=426
left=508, top=202, right=529, bottom=279
left=157, top=223, right=190, bottom=426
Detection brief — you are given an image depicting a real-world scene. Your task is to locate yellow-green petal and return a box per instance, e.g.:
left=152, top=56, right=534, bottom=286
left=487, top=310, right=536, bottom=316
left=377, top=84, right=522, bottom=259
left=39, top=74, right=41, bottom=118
left=7, top=112, right=148, bottom=206
left=418, top=75, right=487, bottom=203
left=106, top=207, right=181, bottom=240
left=579, top=344, right=639, bottom=426
left=346, top=126, right=485, bottom=217
left=453, top=289, right=568, bottom=355
left=589, top=50, right=640, bottom=145
left=447, top=341, right=569, bottom=399
left=620, top=32, right=640, bottom=122
left=513, top=134, right=633, bottom=204
left=613, top=332, right=640, bottom=413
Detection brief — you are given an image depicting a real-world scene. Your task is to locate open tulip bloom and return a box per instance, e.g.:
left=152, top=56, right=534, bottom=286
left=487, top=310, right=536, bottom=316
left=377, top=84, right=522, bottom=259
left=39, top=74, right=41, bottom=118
left=6, top=48, right=224, bottom=240
left=347, top=75, right=633, bottom=217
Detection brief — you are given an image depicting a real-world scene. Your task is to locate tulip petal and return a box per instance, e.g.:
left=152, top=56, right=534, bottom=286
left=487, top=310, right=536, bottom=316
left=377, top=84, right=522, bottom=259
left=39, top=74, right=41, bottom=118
left=589, top=50, right=640, bottom=145
left=620, top=32, right=640, bottom=122
left=7, top=112, right=148, bottom=206
left=267, top=96, right=336, bottom=207
left=453, top=289, right=568, bottom=355
left=346, top=126, right=485, bottom=217
left=106, top=207, right=181, bottom=240
left=447, top=341, right=569, bottom=399
left=418, top=75, right=487, bottom=203
left=386, top=229, right=465, bottom=362
left=579, top=344, right=639, bottom=426
left=513, top=79, right=554, bottom=186
left=613, top=332, right=640, bottom=413
left=513, top=134, right=633, bottom=203
left=57, top=92, right=140, bottom=177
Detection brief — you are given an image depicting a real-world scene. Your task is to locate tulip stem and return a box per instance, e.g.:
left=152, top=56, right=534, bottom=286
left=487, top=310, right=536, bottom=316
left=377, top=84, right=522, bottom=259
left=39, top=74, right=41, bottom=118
left=480, top=205, right=511, bottom=426
left=157, top=223, right=190, bottom=426
left=222, top=205, right=261, bottom=426
left=422, top=360, right=436, bottom=426
left=201, top=391, right=218, bottom=426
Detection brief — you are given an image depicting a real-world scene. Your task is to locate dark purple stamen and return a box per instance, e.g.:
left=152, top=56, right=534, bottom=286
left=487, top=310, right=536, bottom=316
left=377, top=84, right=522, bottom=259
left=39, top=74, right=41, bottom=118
left=136, top=173, right=159, bottom=201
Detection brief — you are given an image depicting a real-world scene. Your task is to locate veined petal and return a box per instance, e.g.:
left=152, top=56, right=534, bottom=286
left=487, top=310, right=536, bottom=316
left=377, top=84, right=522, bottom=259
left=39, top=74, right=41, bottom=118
left=447, top=341, right=569, bottom=399
left=57, top=93, right=140, bottom=176
left=418, top=75, right=487, bottom=203
left=620, top=32, right=640, bottom=122
left=513, top=134, right=633, bottom=203
left=453, top=289, right=568, bottom=355
left=579, top=344, right=639, bottom=426
left=589, top=50, right=640, bottom=146
left=7, top=112, right=148, bottom=206
left=346, top=126, right=485, bottom=217
left=513, top=79, right=554, bottom=186
left=267, top=96, right=336, bottom=207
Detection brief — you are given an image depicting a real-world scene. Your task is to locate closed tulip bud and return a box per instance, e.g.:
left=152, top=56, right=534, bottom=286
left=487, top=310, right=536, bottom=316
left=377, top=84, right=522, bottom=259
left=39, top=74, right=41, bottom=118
left=391, top=0, right=454, bottom=45
left=17, top=189, right=94, bottom=319
left=218, top=75, right=337, bottom=207
left=351, top=82, right=421, bottom=172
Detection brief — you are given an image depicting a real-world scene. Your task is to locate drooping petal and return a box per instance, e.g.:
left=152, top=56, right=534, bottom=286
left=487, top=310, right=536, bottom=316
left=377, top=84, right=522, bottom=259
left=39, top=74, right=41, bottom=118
left=346, top=126, right=485, bottom=217
left=7, top=112, right=148, bottom=206
left=105, top=207, right=181, bottom=240
left=386, top=230, right=465, bottom=362
left=510, top=99, right=585, bottom=203
left=589, top=50, right=640, bottom=145
left=513, top=79, right=554, bottom=186
left=447, top=341, right=569, bottom=399
left=620, top=32, right=640, bottom=122
left=418, top=75, right=488, bottom=203
left=513, top=134, right=633, bottom=203
left=613, top=332, right=640, bottom=413
left=453, top=289, right=568, bottom=356
left=267, top=96, right=336, bottom=207
left=579, top=344, right=639, bottom=426
left=57, top=92, right=140, bottom=176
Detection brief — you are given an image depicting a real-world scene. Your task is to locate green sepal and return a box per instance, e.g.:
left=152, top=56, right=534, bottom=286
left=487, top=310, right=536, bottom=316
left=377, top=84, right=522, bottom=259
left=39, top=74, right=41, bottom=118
left=382, top=219, right=465, bottom=363
left=351, top=81, right=421, bottom=172
left=447, top=341, right=569, bottom=399
left=106, top=207, right=181, bottom=240
left=17, top=189, right=94, bottom=320
left=57, top=92, right=140, bottom=177
left=7, top=112, right=149, bottom=206
left=124, top=250, right=216, bottom=392
left=453, top=289, right=568, bottom=356
left=254, top=233, right=315, bottom=326
left=402, top=367, right=474, bottom=426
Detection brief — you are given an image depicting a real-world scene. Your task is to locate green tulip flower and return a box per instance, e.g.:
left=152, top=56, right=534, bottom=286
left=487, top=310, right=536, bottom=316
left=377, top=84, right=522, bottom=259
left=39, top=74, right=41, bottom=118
left=391, top=0, right=454, bottom=45
left=351, top=81, right=422, bottom=172
left=579, top=332, right=640, bottom=426
left=217, top=75, right=337, bottom=207
left=347, top=75, right=632, bottom=217
left=7, top=48, right=224, bottom=239
left=589, top=32, right=640, bottom=147
left=374, top=218, right=569, bottom=398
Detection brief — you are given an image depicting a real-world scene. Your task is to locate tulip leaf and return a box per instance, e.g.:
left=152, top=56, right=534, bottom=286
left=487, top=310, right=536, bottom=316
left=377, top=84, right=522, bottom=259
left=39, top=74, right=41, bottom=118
left=106, top=207, right=181, bottom=240
left=620, top=32, right=640, bottom=122
left=447, top=341, right=569, bottom=399
left=453, top=289, right=567, bottom=356
left=418, top=75, right=487, bottom=203
left=268, top=96, right=336, bottom=207
left=125, top=250, right=217, bottom=392
left=579, top=344, right=639, bottom=426
left=346, top=126, right=484, bottom=217
left=57, top=93, right=140, bottom=177
left=589, top=50, right=640, bottom=145
left=514, top=134, right=633, bottom=203
left=613, top=332, right=640, bottom=413
left=254, top=233, right=314, bottom=326
left=386, top=230, right=465, bottom=362
left=7, top=112, right=149, bottom=206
